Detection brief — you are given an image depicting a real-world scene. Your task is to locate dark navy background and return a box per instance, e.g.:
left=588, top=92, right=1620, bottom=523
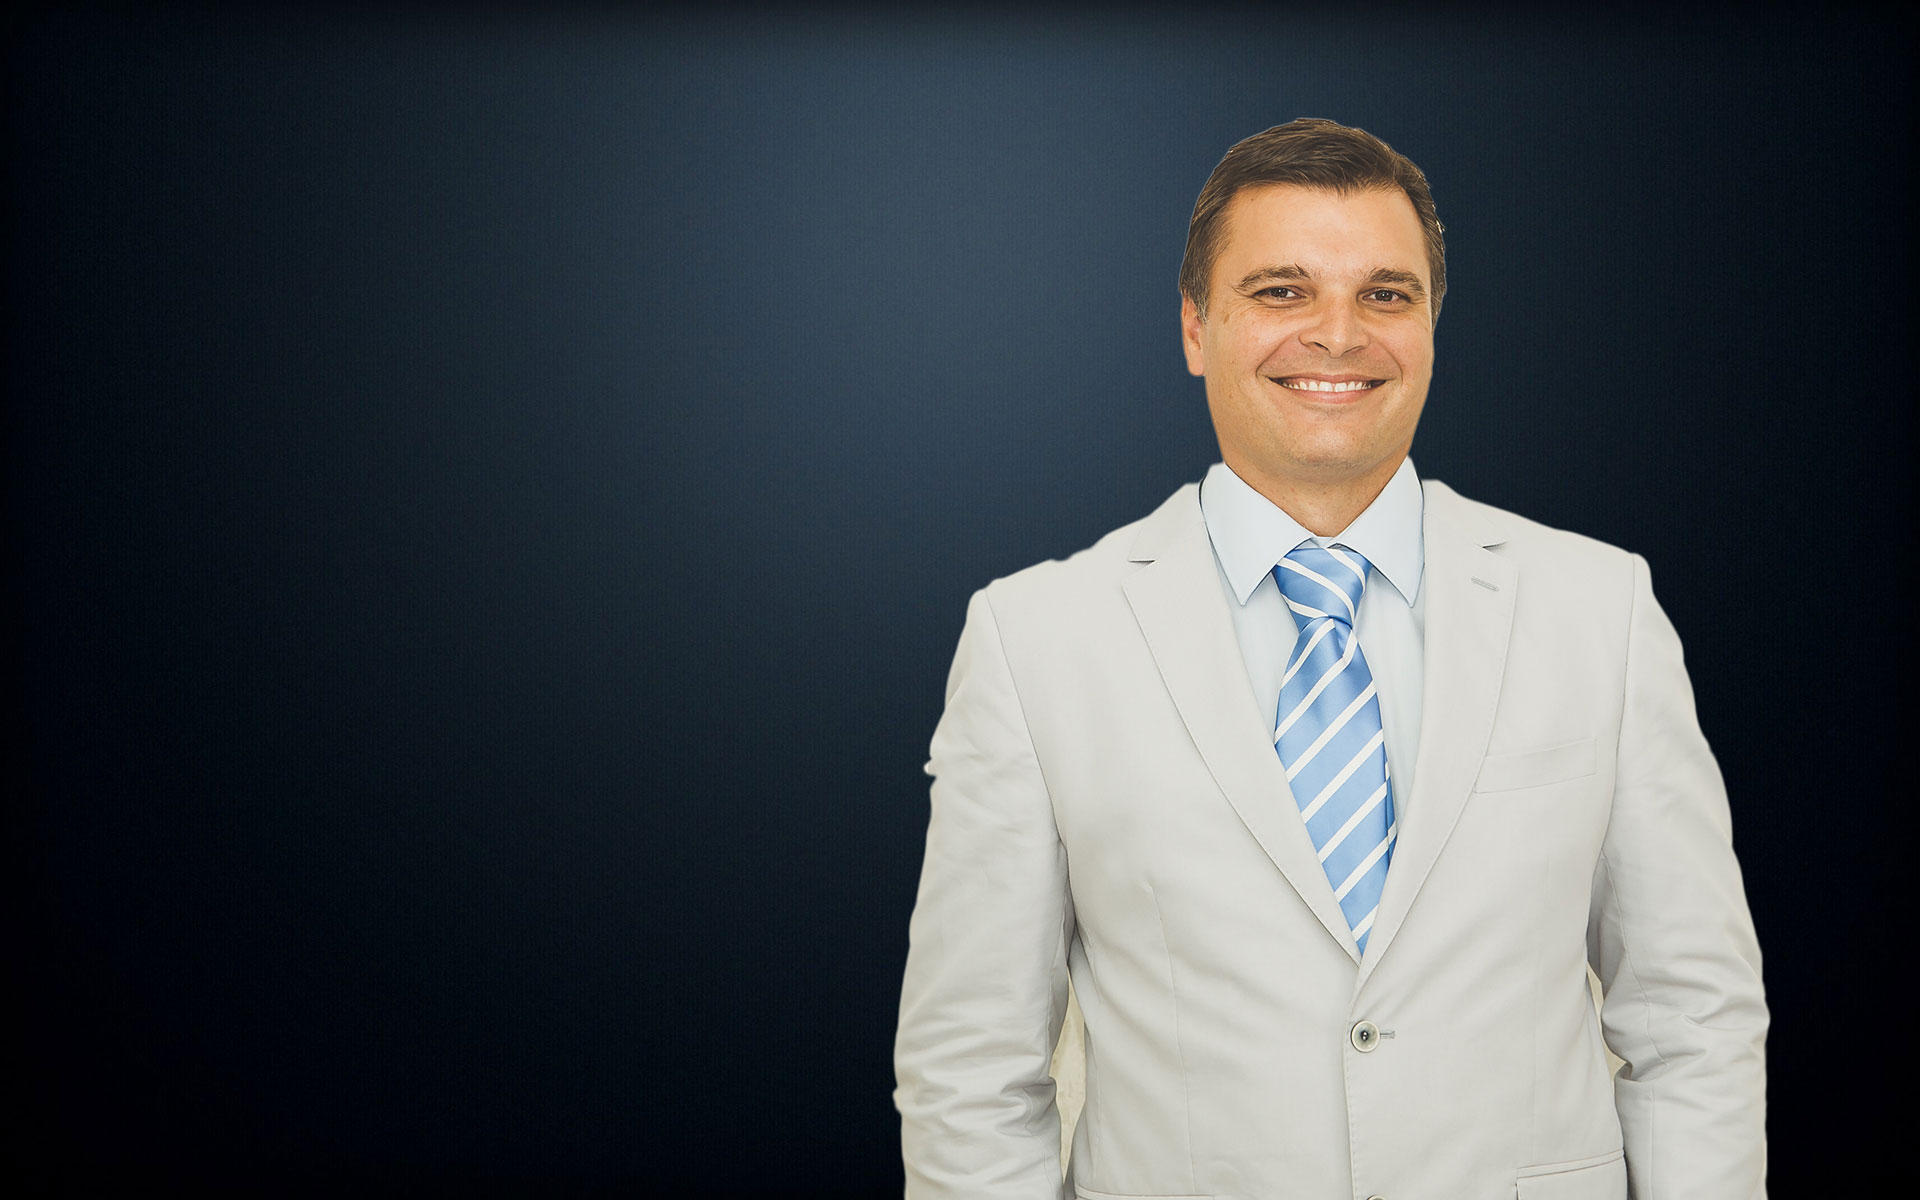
left=8, top=6, right=1909, bottom=1194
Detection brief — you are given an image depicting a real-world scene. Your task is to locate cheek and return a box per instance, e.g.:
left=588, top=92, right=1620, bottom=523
left=1223, top=319, right=1292, bottom=368
left=1384, top=334, right=1434, bottom=381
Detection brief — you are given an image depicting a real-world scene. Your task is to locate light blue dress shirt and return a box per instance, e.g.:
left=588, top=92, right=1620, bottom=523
left=1199, top=457, right=1427, bottom=813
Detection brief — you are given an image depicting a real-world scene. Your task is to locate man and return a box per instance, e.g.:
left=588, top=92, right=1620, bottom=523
left=895, top=119, right=1766, bottom=1199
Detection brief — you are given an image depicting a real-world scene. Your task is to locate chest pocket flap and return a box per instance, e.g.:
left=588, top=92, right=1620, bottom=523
left=1473, top=737, right=1596, bottom=793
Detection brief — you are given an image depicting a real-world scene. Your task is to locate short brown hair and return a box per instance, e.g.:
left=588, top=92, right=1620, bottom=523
left=1179, top=118, right=1446, bottom=318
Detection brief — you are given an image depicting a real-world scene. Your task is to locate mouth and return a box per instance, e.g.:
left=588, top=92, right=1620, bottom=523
left=1271, top=375, right=1384, bottom=394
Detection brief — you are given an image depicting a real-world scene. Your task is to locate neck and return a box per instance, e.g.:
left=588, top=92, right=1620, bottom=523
left=1231, top=455, right=1405, bottom=537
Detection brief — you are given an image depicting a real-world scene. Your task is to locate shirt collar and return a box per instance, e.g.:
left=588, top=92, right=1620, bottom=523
left=1200, top=457, right=1425, bottom=608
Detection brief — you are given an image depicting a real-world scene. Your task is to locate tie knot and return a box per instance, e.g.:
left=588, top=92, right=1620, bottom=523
left=1274, top=544, right=1372, bottom=627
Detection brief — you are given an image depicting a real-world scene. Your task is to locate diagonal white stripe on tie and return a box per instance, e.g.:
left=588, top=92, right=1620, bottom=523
left=1319, top=782, right=1391, bottom=862
left=1349, top=906, right=1379, bottom=941
left=1279, top=558, right=1358, bottom=622
left=1278, top=620, right=1337, bottom=690
left=1325, top=545, right=1366, bottom=579
left=1334, top=829, right=1395, bottom=901
left=1301, top=737, right=1387, bottom=825
left=1283, top=597, right=1333, bottom=622
left=1282, top=681, right=1376, bottom=780
left=1274, top=638, right=1360, bottom=744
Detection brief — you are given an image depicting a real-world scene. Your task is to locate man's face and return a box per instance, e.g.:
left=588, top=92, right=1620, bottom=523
left=1181, top=184, right=1435, bottom=501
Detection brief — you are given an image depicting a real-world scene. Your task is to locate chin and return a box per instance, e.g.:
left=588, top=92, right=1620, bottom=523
left=1276, top=447, right=1400, bottom=484
left=1279, top=440, right=1371, bottom=470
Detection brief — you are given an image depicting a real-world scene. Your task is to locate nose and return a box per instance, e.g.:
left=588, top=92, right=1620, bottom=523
left=1301, top=299, right=1369, bottom=357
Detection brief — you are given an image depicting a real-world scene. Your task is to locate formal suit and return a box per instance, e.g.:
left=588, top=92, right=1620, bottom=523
left=894, top=473, right=1767, bottom=1199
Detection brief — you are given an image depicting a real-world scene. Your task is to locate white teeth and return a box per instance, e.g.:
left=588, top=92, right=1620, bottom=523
left=1281, top=378, right=1375, bottom=393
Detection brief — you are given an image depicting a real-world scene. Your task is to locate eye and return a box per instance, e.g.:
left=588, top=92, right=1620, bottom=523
left=1257, top=285, right=1302, bottom=300
left=1367, top=288, right=1409, bottom=304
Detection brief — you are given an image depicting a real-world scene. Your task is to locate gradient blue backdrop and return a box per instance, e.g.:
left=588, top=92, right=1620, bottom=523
left=9, top=6, right=1910, bottom=1193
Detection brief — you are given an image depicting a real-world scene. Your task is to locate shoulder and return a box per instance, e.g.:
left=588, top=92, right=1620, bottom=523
left=1422, top=478, right=1646, bottom=622
left=1424, top=478, right=1636, bottom=573
left=977, top=482, right=1199, bottom=620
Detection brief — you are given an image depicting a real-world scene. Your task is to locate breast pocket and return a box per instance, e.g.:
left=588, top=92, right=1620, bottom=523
left=1473, top=738, right=1596, bottom=794
left=1514, top=1147, right=1625, bottom=1198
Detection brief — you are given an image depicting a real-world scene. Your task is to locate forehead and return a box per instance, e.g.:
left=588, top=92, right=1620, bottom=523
left=1212, top=184, right=1428, bottom=282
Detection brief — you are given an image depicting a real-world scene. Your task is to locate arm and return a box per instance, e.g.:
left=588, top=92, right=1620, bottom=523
left=1588, top=553, right=1768, bottom=1198
left=895, top=588, right=1074, bottom=1200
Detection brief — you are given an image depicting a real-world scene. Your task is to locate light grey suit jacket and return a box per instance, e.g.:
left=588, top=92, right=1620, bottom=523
left=895, top=478, right=1767, bottom=1200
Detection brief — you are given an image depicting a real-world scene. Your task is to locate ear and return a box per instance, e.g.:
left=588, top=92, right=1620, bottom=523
left=1180, top=294, right=1206, bottom=377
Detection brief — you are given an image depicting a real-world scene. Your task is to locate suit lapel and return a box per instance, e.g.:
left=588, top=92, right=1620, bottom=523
left=1355, top=482, right=1516, bottom=989
left=1124, top=490, right=1361, bottom=964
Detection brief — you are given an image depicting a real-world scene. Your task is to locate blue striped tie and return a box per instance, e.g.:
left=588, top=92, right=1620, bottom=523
left=1273, top=544, right=1396, bottom=954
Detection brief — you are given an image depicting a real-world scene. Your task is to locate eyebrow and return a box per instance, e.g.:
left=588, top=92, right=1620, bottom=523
left=1236, top=264, right=1429, bottom=302
left=1364, top=268, right=1429, bottom=301
left=1235, top=264, right=1311, bottom=291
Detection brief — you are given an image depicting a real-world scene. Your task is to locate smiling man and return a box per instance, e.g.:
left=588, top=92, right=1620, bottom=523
left=1182, top=183, right=1433, bottom=537
left=896, top=120, right=1767, bottom=1200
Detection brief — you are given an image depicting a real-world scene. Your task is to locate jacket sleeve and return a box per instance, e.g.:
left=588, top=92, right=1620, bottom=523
left=1588, top=553, right=1768, bottom=1198
left=895, top=587, right=1074, bottom=1200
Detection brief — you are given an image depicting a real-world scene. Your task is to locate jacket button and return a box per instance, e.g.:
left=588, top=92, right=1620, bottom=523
left=1365, top=1195, right=1387, bottom=1200
left=1351, top=1020, right=1380, bottom=1052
